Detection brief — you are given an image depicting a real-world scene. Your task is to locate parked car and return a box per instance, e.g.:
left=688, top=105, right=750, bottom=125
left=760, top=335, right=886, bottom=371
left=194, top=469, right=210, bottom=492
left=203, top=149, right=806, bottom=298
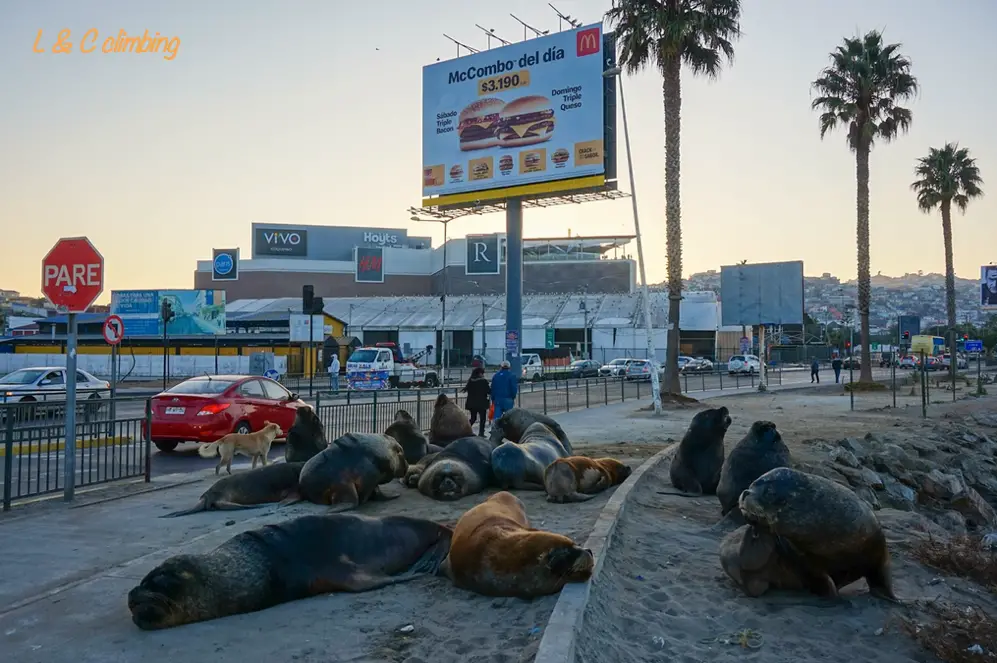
left=147, top=375, right=308, bottom=452
left=568, top=359, right=601, bottom=378
left=520, top=353, right=545, bottom=382
left=919, top=356, right=943, bottom=372
left=727, top=355, right=760, bottom=375
left=600, top=358, right=636, bottom=377
left=680, top=356, right=714, bottom=373
left=842, top=357, right=861, bottom=370
left=625, top=359, right=655, bottom=381
left=940, top=353, right=969, bottom=370
left=0, top=366, right=110, bottom=420
left=898, top=355, right=919, bottom=369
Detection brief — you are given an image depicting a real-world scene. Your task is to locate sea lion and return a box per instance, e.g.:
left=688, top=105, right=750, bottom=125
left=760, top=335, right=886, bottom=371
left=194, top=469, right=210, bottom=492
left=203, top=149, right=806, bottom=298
left=128, top=513, right=453, bottom=630
left=285, top=405, right=327, bottom=463
left=660, top=406, right=732, bottom=496
left=297, top=433, right=408, bottom=511
left=413, top=436, right=495, bottom=501
left=429, top=394, right=473, bottom=447
left=718, top=523, right=809, bottom=597
left=384, top=409, right=434, bottom=464
left=492, top=422, right=570, bottom=491
left=739, top=467, right=898, bottom=601
left=716, top=421, right=792, bottom=523
left=161, top=462, right=305, bottom=518
left=489, top=407, right=573, bottom=454
left=440, top=491, right=594, bottom=598
left=544, top=456, right=632, bottom=503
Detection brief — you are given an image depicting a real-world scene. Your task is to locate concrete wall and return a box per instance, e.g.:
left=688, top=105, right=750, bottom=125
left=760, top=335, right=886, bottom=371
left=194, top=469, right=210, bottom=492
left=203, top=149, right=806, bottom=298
left=0, top=353, right=287, bottom=380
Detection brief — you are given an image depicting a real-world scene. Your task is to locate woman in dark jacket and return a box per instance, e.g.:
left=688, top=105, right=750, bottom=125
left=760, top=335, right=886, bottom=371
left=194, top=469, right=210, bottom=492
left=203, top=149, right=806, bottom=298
left=462, top=367, right=491, bottom=437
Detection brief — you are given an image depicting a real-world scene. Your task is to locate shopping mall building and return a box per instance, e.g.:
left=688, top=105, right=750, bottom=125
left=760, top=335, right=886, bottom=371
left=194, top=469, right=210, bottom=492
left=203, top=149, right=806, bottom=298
left=194, top=223, right=637, bottom=299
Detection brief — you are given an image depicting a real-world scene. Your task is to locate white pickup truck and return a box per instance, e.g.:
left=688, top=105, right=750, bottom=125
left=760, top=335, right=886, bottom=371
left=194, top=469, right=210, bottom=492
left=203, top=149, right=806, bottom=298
left=345, top=344, right=440, bottom=390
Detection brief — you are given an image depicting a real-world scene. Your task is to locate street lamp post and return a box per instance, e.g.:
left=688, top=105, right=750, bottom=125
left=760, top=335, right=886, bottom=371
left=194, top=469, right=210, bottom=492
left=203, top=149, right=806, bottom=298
left=411, top=214, right=452, bottom=384
left=604, top=66, right=661, bottom=414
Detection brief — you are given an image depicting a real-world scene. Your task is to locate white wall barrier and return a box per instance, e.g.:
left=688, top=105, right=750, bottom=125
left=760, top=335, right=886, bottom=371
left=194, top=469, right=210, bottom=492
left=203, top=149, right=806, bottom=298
left=0, top=353, right=287, bottom=380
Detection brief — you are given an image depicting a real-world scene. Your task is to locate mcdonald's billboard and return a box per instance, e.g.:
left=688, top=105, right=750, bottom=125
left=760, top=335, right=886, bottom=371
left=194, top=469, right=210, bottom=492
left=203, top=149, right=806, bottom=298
left=422, top=23, right=607, bottom=199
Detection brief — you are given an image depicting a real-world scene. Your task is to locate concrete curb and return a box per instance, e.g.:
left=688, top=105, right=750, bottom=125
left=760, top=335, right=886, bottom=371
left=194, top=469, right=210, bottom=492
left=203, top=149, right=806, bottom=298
left=534, top=444, right=673, bottom=663
left=0, top=435, right=135, bottom=457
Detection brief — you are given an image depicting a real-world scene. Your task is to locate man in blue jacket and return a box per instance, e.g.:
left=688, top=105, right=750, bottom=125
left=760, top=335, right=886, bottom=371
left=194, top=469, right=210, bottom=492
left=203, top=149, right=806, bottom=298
left=490, top=360, right=518, bottom=422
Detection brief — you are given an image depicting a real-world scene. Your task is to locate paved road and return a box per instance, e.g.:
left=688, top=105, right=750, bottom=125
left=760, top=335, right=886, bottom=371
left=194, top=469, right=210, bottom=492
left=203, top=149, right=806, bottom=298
left=0, top=366, right=922, bottom=503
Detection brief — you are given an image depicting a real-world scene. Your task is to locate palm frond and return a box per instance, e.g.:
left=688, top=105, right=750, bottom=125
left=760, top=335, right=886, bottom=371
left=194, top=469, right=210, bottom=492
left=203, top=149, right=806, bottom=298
left=910, top=142, right=985, bottom=214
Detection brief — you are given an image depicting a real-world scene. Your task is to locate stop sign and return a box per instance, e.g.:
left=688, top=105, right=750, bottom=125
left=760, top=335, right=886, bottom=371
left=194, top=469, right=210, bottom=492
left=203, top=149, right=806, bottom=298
left=41, top=237, right=105, bottom=313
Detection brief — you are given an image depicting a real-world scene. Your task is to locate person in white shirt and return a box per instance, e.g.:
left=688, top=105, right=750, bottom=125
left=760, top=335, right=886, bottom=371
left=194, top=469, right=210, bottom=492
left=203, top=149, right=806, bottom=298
left=328, top=354, right=341, bottom=392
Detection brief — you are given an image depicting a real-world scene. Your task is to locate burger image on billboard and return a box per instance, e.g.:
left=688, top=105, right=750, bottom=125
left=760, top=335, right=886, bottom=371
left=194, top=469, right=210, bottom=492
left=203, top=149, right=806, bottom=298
left=525, top=152, right=541, bottom=169
left=496, top=95, right=555, bottom=147
left=552, top=148, right=570, bottom=166
left=458, top=98, right=505, bottom=151
left=472, top=161, right=491, bottom=180
left=498, top=155, right=514, bottom=173
left=449, top=164, right=464, bottom=180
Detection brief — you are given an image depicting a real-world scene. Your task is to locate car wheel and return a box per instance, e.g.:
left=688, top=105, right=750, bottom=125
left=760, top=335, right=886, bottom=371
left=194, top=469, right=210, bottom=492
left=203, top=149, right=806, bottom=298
left=84, top=393, right=102, bottom=416
left=234, top=421, right=252, bottom=435
left=155, top=441, right=179, bottom=452
left=423, top=375, right=439, bottom=388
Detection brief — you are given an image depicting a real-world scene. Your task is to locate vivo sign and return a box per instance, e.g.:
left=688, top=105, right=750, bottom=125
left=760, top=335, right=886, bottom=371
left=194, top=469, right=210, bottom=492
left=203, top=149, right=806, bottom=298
left=363, top=232, right=398, bottom=245
left=254, top=228, right=308, bottom=257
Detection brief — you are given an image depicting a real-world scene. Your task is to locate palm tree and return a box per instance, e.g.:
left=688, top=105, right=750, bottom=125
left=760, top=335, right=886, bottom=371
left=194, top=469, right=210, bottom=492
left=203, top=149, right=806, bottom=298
left=911, top=143, right=984, bottom=382
left=811, top=31, right=918, bottom=384
left=606, top=0, right=742, bottom=396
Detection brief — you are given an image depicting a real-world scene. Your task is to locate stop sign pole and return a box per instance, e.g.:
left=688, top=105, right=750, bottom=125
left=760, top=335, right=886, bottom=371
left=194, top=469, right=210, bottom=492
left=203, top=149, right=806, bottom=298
left=41, top=237, right=105, bottom=502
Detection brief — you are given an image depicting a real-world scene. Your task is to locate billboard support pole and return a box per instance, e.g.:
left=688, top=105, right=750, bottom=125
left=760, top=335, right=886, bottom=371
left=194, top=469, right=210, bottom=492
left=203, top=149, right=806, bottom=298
left=64, top=313, right=78, bottom=502
left=309, top=313, right=315, bottom=398
left=108, top=343, right=118, bottom=437
left=758, top=324, right=767, bottom=391
left=506, top=198, right=523, bottom=379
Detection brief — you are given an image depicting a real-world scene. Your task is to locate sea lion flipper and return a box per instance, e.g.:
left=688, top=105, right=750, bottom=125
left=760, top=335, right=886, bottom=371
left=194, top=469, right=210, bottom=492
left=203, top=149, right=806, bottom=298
left=556, top=492, right=597, bottom=503
left=159, top=499, right=207, bottom=518
left=212, top=501, right=268, bottom=511
left=369, top=487, right=400, bottom=502
left=517, top=481, right=546, bottom=491
left=865, top=564, right=899, bottom=603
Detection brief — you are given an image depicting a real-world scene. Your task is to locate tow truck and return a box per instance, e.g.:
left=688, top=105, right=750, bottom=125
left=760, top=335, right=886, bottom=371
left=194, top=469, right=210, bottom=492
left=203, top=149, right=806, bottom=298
left=345, top=342, right=441, bottom=390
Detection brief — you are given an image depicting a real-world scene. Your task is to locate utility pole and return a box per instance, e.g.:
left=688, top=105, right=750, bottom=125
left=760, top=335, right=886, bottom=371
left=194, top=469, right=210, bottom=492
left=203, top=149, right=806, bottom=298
left=160, top=298, right=174, bottom=391
left=482, top=301, right=487, bottom=361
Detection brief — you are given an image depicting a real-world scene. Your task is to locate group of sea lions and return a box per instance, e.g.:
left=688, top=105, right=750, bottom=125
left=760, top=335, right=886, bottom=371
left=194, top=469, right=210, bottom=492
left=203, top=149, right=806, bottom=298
left=132, top=396, right=630, bottom=630
left=661, top=405, right=898, bottom=603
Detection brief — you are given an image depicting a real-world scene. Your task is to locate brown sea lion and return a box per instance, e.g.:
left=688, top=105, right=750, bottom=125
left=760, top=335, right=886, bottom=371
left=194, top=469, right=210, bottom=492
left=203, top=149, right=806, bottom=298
left=384, top=409, right=435, bottom=464
left=296, top=433, right=408, bottom=511
left=718, top=524, right=809, bottom=597
left=716, top=421, right=792, bottom=523
left=414, top=436, right=495, bottom=501
left=489, top=407, right=572, bottom=454
left=429, top=394, right=473, bottom=447
left=544, top=456, right=632, bottom=503
left=491, top=422, right=570, bottom=491
left=659, top=406, right=731, bottom=496
left=128, top=513, right=453, bottom=630
left=739, top=467, right=898, bottom=602
left=161, top=462, right=305, bottom=518
left=440, top=491, right=593, bottom=598
left=284, top=405, right=327, bottom=463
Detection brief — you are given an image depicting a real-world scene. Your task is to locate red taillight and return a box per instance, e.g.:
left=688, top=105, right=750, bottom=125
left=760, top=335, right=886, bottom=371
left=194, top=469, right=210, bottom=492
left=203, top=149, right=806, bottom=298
left=197, top=403, right=231, bottom=416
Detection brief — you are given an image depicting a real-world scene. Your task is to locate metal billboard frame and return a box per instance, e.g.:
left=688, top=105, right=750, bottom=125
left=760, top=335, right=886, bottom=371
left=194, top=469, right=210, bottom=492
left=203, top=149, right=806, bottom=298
left=720, top=261, right=805, bottom=327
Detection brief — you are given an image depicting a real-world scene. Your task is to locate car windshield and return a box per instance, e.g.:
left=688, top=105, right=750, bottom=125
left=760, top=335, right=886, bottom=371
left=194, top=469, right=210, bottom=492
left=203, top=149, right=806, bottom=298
left=349, top=350, right=378, bottom=363
left=608, top=359, right=629, bottom=365
left=571, top=361, right=588, bottom=367
left=0, top=369, right=46, bottom=385
left=165, top=378, right=236, bottom=395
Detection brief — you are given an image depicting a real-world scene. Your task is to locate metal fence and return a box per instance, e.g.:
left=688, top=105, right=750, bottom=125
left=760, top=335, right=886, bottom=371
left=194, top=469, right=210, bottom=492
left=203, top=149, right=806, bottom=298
left=2, top=395, right=152, bottom=511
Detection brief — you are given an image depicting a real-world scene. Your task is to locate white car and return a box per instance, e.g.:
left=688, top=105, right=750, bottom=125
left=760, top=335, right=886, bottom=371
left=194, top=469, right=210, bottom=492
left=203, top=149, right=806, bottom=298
left=0, top=366, right=111, bottom=419
left=727, top=354, right=761, bottom=375
left=600, top=358, right=636, bottom=377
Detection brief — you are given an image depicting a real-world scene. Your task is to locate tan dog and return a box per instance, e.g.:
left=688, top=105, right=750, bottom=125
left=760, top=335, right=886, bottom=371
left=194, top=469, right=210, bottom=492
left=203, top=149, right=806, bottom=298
left=544, top=456, right=632, bottom=503
left=440, top=491, right=594, bottom=598
left=199, top=421, right=283, bottom=475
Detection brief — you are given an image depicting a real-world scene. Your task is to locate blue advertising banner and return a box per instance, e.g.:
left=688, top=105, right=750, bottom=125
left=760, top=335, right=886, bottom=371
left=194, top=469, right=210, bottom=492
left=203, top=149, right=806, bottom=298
left=111, top=290, right=226, bottom=336
left=347, top=370, right=390, bottom=391
left=422, top=23, right=605, bottom=197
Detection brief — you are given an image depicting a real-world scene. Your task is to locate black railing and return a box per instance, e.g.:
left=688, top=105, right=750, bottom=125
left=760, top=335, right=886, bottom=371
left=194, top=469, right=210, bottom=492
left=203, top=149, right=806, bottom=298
left=2, top=396, right=152, bottom=511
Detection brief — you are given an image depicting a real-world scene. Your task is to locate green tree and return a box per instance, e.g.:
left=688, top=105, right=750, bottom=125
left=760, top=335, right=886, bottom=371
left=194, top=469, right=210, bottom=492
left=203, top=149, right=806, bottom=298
left=606, top=0, right=742, bottom=396
left=910, top=143, right=984, bottom=380
left=811, top=31, right=918, bottom=383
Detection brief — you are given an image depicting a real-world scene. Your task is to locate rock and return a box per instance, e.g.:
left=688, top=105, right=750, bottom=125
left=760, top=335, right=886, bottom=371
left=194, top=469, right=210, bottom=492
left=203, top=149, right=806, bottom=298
left=853, top=485, right=881, bottom=510
left=839, top=437, right=869, bottom=460
left=794, top=461, right=851, bottom=488
left=835, top=465, right=885, bottom=490
left=880, top=475, right=918, bottom=511
left=933, top=510, right=968, bottom=536
left=904, top=437, right=940, bottom=458
left=919, top=469, right=964, bottom=501
left=869, top=453, right=915, bottom=485
left=877, top=509, right=949, bottom=543
left=951, top=487, right=997, bottom=530
left=829, top=447, right=861, bottom=468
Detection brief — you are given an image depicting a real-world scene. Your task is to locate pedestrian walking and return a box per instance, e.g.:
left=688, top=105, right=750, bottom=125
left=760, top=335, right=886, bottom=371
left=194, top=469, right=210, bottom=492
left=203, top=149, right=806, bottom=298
left=328, top=353, right=341, bottom=392
left=490, top=360, right=518, bottom=422
left=831, top=356, right=843, bottom=383
left=810, top=358, right=820, bottom=384
left=462, top=367, right=491, bottom=437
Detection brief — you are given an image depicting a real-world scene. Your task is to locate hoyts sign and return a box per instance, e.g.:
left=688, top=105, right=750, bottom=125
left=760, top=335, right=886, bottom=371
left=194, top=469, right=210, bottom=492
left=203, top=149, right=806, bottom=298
left=254, top=228, right=308, bottom=257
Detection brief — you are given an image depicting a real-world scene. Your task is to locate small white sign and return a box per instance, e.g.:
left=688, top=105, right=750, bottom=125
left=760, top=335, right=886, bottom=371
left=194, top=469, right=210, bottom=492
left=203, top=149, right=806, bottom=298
left=289, top=313, right=333, bottom=343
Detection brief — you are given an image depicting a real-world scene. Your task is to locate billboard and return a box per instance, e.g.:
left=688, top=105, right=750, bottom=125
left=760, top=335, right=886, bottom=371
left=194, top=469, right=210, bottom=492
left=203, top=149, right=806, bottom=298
left=250, top=223, right=427, bottom=260
left=422, top=23, right=606, bottom=198
left=253, top=226, right=308, bottom=257
left=111, top=290, right=226, bottom=336
left=982, top=265, right=997, bottom=310
left=289, top=313, right=333, bottom=343
left=898, top=315, right=920, bottom=341
left=465, top=234, right=502, bottom=275
left=720, top=261, right=805, bottom=326
left=355, top=246, right=385, bottom=283
left=212, top=248, right=239, bottom=281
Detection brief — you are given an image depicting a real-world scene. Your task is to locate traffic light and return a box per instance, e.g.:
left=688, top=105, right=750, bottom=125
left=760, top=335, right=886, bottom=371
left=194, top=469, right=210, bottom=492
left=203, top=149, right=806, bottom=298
left=964, top=333, right=969, bottom=341
left=160, top=299, right=175, bottom=323
left=902, top=331, right=910, bottom=340
left=845, top=341, right=851, bottom=349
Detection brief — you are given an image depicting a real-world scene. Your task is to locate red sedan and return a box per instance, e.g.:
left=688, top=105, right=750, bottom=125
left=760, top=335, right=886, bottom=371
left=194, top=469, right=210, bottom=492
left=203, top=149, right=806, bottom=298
left=148, top=375, right=308, bottom=452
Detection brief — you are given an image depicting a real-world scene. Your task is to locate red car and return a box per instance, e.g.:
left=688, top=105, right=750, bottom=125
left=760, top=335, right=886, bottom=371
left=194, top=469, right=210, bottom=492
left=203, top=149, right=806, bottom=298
left=148, top=375, right=308, bottom=452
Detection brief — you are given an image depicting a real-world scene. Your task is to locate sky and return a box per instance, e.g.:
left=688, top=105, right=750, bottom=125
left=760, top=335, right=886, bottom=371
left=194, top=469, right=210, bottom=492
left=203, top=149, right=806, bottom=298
left=1, top=0, right=995, bottom=304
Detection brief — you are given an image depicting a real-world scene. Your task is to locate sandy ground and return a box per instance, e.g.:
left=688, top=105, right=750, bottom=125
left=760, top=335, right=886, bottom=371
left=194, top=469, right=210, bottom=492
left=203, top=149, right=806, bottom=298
left=575, top=387, right=997, bottom=663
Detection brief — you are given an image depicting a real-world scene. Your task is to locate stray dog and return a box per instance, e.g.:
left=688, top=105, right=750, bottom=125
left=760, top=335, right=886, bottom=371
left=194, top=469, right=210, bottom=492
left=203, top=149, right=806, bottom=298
left=198, top=421, right=283, bottom=475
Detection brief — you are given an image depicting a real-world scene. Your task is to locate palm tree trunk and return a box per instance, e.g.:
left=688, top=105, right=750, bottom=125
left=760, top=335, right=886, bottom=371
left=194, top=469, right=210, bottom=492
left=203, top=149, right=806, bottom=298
left=855, top=140, right=873, bottom=383
left=663, top=56, right=682, bottom=395
left=941, top=199, right=957, bottom=384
